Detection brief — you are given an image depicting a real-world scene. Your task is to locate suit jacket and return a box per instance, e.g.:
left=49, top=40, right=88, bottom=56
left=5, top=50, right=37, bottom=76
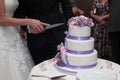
left=14, top=0, right=73, bottom=32
left=70, top=0, right=77, bottom=7
left=107, top=0, right=120, bottom=32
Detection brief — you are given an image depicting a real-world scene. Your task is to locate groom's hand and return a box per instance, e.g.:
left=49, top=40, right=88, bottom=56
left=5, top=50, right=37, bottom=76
left=28, top=19, right=50, bottom=34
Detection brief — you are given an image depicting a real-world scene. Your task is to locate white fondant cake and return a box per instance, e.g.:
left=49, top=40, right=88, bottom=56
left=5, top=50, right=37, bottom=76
left=57, top=15, right=97, bottom=69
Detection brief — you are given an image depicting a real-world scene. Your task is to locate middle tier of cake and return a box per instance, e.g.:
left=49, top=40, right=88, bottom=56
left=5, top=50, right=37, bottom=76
left=65, top=37, right=94, bottom=52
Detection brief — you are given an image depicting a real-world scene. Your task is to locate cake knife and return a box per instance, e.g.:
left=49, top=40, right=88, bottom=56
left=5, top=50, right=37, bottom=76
left=45, top=23, right=64, bottom=30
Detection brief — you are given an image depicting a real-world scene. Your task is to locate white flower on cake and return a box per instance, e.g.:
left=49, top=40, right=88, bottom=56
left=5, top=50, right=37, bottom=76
left=68, top=15, right=94, bottom=27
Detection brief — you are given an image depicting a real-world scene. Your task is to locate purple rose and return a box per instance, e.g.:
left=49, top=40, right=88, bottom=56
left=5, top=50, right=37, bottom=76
left=68, top=15, right=94, bottom=27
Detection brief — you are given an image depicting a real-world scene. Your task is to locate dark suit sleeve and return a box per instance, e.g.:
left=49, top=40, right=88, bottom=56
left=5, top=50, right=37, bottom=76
left=108, top=0, right=111, bottom=4
left=60, top=0, right=74, bottom=22
left=108, top=0, right=111, bottom=7
left=69, top=0, right=77, bottom=7
left=13, top=0, right=28, bottom=32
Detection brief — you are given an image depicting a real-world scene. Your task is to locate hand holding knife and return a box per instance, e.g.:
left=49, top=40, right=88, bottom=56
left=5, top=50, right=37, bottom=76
left=28, top=23, right=64, bottom=33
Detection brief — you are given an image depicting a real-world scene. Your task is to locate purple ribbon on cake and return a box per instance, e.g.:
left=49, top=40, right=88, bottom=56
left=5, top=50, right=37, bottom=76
left=64, top=63, right=97, bottom=69
left=66, top=49, right=93, bottom=54
left=57, top=59, right=97, bottom=69
left=64, top=31, right=90, bottom=40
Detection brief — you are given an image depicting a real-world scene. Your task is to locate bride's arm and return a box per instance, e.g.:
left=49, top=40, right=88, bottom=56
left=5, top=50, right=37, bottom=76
left=0, top=0, right=31, bottom=26
left=0, top=0, right=50, bottom=34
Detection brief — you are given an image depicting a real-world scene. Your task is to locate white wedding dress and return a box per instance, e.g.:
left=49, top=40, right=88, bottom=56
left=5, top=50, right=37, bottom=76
left=0, top=0, right=34, bottom=80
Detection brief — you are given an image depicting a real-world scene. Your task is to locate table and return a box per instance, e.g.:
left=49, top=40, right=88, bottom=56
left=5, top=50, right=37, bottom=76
left=29, top=59, right=120, bottom=80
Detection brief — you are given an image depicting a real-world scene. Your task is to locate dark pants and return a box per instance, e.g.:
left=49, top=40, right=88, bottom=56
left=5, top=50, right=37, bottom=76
left=108, top=31, right=120, bottom=65
left=27, top=25, right=66, bottom=64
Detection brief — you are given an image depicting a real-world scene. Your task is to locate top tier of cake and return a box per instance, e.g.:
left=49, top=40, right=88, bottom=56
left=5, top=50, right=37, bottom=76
left=67, top=15, right=94, bottom=37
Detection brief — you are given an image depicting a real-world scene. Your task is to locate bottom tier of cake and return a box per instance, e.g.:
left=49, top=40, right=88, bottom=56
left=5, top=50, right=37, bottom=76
left=61, top=49, right=97, bottom=67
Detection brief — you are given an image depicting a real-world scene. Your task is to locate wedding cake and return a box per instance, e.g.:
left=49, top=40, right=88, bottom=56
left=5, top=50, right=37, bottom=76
left=57, top=15, right=97, bottom=70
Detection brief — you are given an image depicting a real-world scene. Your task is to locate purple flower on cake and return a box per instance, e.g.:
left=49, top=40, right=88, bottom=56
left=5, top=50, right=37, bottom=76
left=68, top=15, right=94, bottom=27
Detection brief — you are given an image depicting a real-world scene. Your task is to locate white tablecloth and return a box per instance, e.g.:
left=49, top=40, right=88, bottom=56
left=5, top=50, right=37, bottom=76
left=29, top=59, right=120, bottom=80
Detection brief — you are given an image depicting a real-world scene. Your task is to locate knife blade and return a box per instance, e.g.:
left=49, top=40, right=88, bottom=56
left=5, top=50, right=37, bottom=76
left=45, top=23, right=64, bottom=30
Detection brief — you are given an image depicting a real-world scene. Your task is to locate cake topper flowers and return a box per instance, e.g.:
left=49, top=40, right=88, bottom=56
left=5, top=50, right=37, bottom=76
left=68, top=15, right=94, bottom=27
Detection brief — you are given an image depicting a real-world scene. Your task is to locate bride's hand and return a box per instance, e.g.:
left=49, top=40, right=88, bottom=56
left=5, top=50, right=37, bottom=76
left=28, top=19, right=50, bottom=34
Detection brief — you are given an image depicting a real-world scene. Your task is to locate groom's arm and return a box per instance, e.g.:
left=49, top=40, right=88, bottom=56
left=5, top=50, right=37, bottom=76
left=60, top=0, right=74, bottom=23
left=70, top=0, right=77, bottom=7
left=13, top=0, right=28, bottom=32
